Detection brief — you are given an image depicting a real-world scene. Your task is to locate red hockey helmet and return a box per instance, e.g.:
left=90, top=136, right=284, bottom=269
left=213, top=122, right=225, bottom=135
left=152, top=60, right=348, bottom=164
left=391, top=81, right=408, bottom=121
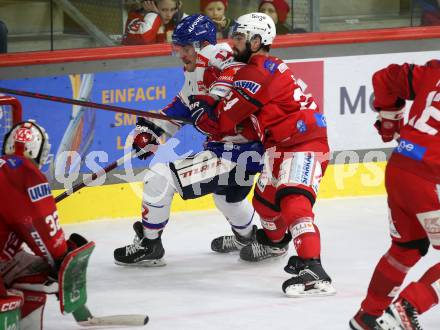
left=2, top=120, right=51, bottom=168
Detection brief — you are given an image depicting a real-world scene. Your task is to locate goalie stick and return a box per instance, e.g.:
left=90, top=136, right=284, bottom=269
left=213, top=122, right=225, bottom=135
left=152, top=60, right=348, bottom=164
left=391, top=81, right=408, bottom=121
left=0, top=87, right=192, bottom=125
left=73, top=305, right=149, bottom=327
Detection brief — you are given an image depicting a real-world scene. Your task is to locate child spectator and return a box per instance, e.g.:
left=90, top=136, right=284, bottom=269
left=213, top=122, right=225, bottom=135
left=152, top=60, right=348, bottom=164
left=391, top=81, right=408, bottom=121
left=122, top=0, right=185, bottom=45
left=200, top=0, right=231, bottom=39
left=258, top=0, right=302, bottom=35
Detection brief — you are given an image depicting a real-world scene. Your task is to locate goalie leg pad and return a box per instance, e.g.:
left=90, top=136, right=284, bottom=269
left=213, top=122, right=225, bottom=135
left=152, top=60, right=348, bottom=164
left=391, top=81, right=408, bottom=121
left=58, top=241, right=95, bottom=315
left=0, top=291, right=23, bottom=330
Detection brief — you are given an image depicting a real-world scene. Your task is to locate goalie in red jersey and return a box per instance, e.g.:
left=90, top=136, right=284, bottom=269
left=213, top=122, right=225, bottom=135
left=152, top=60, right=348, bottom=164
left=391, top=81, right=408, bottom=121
left=0, top=120, right=90, bottom=330
left=349, top=60, right=440, bottom=330
left=189, top=12, right=335, bottom=297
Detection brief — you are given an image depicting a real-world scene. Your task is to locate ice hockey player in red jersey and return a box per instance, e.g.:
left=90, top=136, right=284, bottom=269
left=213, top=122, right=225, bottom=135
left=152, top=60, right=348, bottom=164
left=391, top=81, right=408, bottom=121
left=190, top=12, right=335, bottom=297
left=349, top=60, right=440, bottom=330
left=0, top=120, right=88, bottom=330
left=113, top=15, right=267, bottom=267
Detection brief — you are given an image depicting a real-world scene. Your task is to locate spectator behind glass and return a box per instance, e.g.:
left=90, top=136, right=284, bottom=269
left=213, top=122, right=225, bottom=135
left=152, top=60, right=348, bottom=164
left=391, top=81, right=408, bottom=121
left=0, top=21, right=7, bottom=53
left=200, top=0, right=231, bottom=39
left=421, top=0, right=440, bottom=26
left=122, top=0, right=186, bottom=45
left=258, top=0, right=306, bottom=34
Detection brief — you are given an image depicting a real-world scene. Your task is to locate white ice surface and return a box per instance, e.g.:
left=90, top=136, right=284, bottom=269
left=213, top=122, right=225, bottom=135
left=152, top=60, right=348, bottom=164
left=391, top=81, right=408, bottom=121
left=44, top=196, right=439, bottom=330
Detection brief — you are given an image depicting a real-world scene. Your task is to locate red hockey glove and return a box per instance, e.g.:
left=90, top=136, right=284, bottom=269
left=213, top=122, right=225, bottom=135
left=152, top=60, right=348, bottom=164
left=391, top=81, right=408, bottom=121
left=374, top=98, right=406, bottom=142
left=132, top=117, right=160, bottom=160
left=374, top=109, right=405, bottom=142
left=188, top=95, right=221, bottom=137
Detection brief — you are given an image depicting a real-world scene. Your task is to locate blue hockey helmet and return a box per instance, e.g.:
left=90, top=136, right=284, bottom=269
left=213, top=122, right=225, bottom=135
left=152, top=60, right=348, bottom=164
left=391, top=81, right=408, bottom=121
left=172, top=14, right=217, bottom=48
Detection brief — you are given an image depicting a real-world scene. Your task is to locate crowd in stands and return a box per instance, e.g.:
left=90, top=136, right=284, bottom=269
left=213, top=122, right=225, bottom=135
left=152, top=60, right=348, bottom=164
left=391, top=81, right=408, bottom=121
left=122, top=0, right=299, bottom=46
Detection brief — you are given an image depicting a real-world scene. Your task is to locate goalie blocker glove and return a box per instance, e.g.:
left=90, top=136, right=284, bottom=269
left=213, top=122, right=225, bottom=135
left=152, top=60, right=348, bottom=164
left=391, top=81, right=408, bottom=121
left=132, top=117, right=164, bottom=160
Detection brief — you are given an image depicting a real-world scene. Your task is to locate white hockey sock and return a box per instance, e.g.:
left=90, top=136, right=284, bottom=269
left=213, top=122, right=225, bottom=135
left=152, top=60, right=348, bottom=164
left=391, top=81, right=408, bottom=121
left=141, top=163, right=177, bottom=240
left=213, top=194, right=257, bottom=238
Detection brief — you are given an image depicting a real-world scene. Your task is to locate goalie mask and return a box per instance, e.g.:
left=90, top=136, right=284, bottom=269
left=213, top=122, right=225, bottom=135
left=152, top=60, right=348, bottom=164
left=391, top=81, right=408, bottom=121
left=2, top=120, right=51, bottom=168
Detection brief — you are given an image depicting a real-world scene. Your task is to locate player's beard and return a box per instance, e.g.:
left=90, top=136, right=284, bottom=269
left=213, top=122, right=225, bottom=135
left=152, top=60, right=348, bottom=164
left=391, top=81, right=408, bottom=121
left=233, top=43, right=253, bottom=63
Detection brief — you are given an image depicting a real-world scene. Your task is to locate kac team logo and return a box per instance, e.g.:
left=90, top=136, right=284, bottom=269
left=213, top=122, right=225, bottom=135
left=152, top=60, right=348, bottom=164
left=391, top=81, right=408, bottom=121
left=28, top=183, right=52, bottom=202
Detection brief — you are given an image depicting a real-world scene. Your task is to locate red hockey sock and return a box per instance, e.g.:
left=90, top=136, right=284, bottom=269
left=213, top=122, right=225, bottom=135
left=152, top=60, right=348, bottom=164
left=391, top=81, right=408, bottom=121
left=399, top=263, right=440, bottom=314
left=253, top=193, right=286, bottom=243
left=261, top=217, right=287, bottom=242
left=361, top=243, right=421, bottom=316
left=280, top=195, right=320, bottom=259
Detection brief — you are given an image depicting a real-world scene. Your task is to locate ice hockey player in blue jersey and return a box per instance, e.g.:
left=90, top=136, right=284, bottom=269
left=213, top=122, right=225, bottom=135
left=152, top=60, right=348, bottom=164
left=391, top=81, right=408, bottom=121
left=113, top=15, right=286, bottom=266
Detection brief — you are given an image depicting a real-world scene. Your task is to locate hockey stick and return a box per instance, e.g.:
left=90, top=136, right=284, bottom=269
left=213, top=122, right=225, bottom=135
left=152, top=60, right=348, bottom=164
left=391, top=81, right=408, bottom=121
left=0, top=87, right=192, bottom=124
left=73, top=305, right=149, bottom=327
left=55, top=148, right=142, bottom=203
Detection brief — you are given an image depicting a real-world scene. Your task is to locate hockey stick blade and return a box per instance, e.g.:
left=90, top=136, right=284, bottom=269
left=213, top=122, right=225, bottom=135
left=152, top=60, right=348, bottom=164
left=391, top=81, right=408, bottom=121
left=77, top=314, right=149, bottom=327
left=73, top=305, right=148, bottom=327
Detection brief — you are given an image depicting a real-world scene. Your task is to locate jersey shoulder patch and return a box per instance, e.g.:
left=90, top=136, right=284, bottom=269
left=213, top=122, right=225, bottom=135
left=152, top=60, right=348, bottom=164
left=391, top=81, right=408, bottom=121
left=0, top=156, right=24, bottom=169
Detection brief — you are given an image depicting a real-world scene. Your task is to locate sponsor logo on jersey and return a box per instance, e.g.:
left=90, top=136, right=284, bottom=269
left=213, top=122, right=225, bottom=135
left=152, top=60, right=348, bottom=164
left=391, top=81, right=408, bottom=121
left=314, top=113, right=327, bottom=127
left=28, top=183, right=52, bottom=202
left=263, top=59, right=278, bottom=74
left=296, top=120, right=307, bottom=133
left=234, top=80, right=261, bottom=94
left=278, top=63, right=289, bottom=73
left=394, top=138, right=426, bottom=161
left=5, top=157, right=23, bottom=169
left=30, top=229, right=53, bottom=266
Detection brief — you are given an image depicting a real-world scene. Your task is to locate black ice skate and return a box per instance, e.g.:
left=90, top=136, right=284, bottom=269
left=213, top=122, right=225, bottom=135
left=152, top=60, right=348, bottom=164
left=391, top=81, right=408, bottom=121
left=114, top=221, right=165, bottom=267
left=211, top=225, right=257, bottom=253
left=239, top=229, right=289, bottom=262
left=282, top=256, right=336, bottom=297
left=376, top=299, right=422, bottom=330
left=349, top=309, right=381, bottom=330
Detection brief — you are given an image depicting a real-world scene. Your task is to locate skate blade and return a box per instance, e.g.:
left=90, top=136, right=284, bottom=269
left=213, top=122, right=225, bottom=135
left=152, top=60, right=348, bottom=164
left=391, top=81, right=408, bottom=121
left=285, top=282, right=336, bottom=298
left=114, top=259, right=166, bottom=267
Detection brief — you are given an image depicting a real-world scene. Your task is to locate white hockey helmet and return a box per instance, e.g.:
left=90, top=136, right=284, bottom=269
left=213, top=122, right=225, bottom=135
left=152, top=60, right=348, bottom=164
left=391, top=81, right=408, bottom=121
left=2, top=120, right=51, bottom=168
left=232, top=12, right=276, bottom=46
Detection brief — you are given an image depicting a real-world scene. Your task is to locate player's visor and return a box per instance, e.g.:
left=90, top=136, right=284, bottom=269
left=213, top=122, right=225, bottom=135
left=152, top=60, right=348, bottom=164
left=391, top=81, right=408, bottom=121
left=171, top=43, right=197, bottom=59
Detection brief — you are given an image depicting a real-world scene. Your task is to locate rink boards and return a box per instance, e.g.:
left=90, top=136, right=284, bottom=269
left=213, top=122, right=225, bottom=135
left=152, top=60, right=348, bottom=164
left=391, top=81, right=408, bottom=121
left=0, top=28, right=439, bottom=224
